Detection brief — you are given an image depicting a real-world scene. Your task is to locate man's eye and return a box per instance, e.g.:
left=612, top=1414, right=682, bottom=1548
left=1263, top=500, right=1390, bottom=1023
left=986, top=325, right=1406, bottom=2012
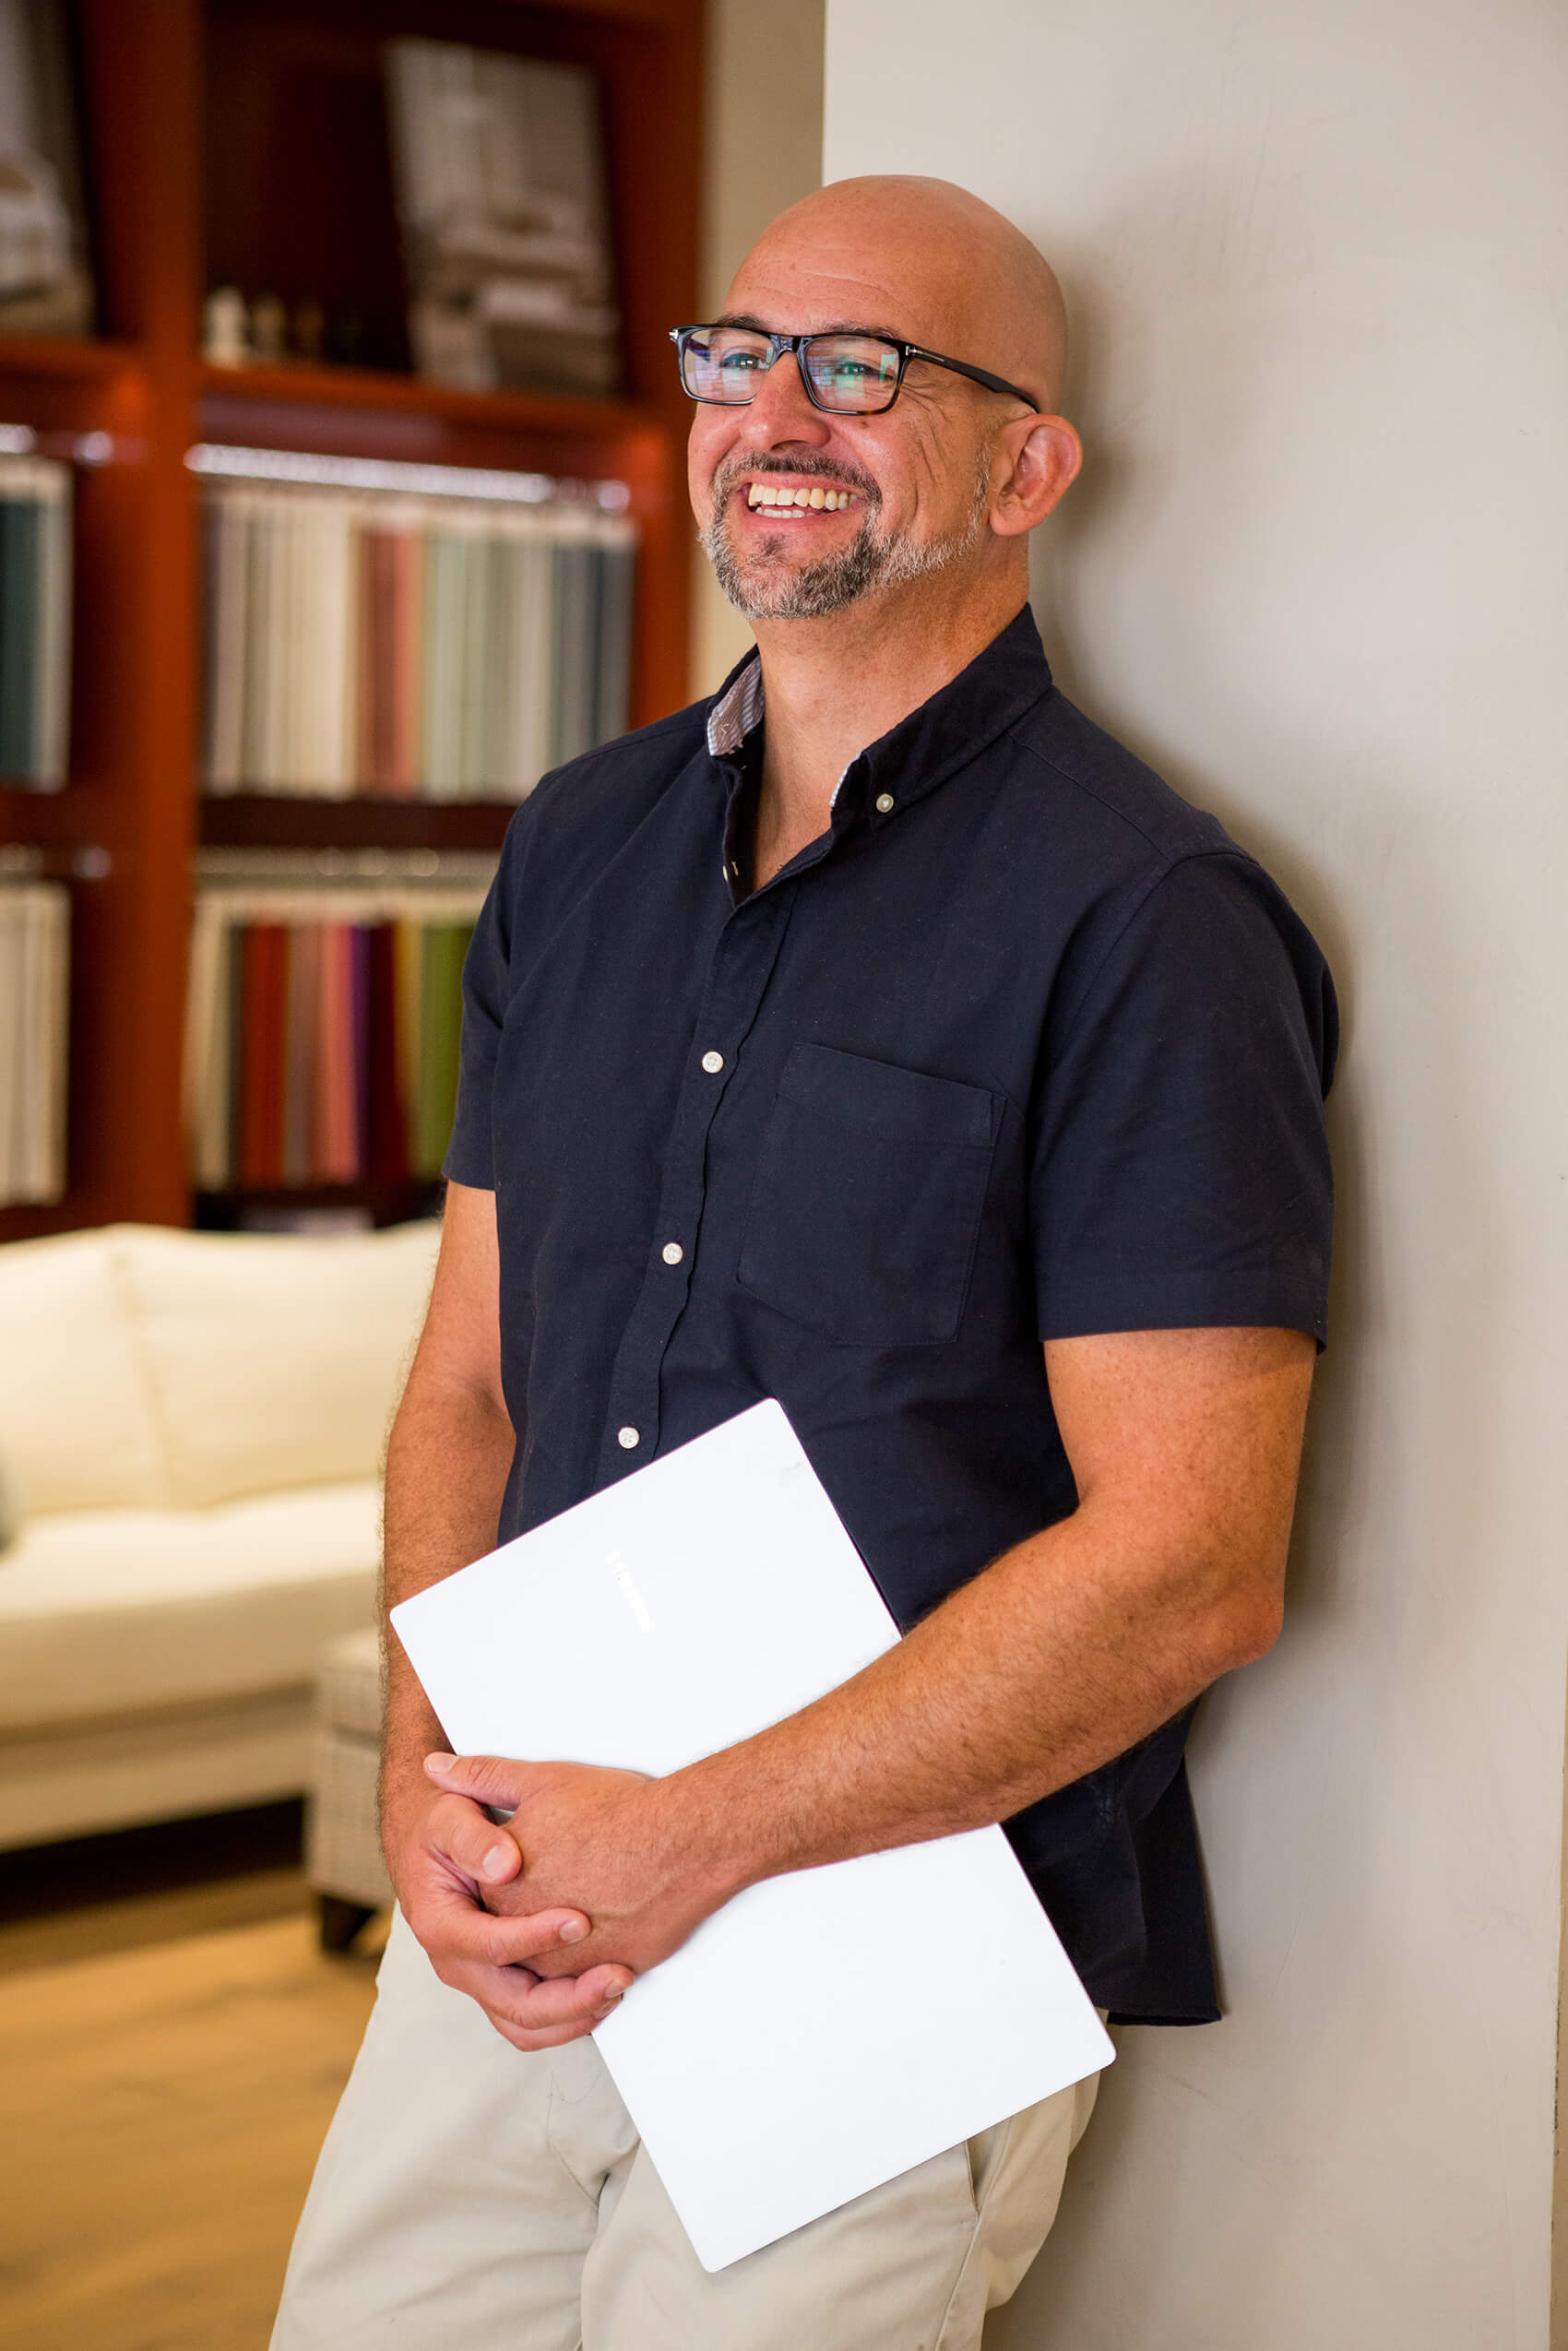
left=719, top=349, right=766, bottom=373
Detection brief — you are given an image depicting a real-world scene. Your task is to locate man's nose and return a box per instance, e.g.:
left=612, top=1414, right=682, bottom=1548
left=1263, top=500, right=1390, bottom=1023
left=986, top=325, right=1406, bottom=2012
left=738, top=348, right=832, bottom=446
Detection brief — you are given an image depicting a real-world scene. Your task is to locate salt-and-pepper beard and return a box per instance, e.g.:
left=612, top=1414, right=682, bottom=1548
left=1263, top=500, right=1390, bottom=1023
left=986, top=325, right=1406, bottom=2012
left=700, top=446, right=994, bottom=621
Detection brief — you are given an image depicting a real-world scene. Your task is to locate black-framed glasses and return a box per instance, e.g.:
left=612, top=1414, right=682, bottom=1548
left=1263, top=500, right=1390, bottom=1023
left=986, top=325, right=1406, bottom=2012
left=670, top=324, right=1039, bottom=417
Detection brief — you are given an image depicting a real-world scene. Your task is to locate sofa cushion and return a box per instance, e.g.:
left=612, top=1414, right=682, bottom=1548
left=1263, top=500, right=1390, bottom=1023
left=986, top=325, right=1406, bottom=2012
left=115, top=1219, right=440, bottom=1508
left=319, top=1626, right=385, bottom=1740
left=0, top=1479, right=381, bottom=1729
left=0, top=1228, right=172, bottom=1514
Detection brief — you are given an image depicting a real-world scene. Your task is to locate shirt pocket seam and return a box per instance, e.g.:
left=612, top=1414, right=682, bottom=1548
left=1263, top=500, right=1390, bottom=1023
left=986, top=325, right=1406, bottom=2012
left=775, top=1039, right=1003, bottom=1148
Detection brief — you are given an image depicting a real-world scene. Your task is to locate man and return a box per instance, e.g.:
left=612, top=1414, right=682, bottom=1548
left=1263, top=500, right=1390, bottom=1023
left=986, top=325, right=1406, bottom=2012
left=273, top=177, right=1335, bottom=2348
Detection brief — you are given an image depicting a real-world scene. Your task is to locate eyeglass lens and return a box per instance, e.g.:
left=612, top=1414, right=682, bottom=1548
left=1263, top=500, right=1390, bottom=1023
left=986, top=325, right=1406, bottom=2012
left=681, top=327, right=902, bottom=413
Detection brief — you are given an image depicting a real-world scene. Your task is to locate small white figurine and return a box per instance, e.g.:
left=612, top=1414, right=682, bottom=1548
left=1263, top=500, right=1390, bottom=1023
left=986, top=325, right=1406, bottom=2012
left=203, top=284, right=249, bottom=368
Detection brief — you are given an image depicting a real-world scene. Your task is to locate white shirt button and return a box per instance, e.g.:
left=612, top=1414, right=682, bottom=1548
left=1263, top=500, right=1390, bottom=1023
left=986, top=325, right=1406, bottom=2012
left=661, top=1241, right=683, bottom=1265
left=617, top=1425, right=640, bottom=1450
left=701, top=1050, right=725, bottom=1074
left=875, top=791, right=895, bottom=813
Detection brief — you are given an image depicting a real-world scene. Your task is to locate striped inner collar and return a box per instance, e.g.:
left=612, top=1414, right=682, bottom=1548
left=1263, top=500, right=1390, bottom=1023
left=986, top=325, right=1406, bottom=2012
left=706, top=658, right=765, bottom=759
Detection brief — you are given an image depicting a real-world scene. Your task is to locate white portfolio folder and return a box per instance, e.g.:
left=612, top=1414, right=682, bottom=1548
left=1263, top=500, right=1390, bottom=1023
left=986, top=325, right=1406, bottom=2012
left=390, top=1398, right=1112, bottom=2270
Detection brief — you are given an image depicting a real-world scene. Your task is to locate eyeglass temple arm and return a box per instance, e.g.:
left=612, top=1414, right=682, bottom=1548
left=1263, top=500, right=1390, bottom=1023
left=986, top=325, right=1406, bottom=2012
left=903, top=346, right=1039, bottom=413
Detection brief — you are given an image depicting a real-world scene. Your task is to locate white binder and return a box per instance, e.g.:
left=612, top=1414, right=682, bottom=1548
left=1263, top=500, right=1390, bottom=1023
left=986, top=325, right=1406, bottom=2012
left=391, top=1397, right=1111, bottom=2270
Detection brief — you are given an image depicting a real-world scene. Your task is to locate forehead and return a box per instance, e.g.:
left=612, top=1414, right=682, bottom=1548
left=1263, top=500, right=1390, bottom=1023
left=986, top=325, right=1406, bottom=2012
left=725, top=221, right=972, bottom=351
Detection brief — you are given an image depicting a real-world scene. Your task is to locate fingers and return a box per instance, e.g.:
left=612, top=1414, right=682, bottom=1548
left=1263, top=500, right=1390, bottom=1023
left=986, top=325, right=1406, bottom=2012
left=506, top=1961, right=631, bottom=2026
left=424, top=1788, right=527, bottom=1894
left=408, top=1844, right=629, bottom=1983
left=415, top=1866, right=593, bottom=1971
left=421, top=1792, right=593, bottom=1952
left=434, top=1954, right=632, bottom=2054
left=425, top=1751, right=530, bottom=1811
left=488, top=2012, right=608, bottom=2053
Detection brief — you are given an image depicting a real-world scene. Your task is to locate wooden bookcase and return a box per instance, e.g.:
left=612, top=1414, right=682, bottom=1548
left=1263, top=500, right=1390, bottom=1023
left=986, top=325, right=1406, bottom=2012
left=0, top=0, right=700, bottom=1242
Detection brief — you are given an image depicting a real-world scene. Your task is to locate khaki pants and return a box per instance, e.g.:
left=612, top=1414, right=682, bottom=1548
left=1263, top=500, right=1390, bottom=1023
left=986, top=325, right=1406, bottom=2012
left=272, top=1908, right=1101, bottom=2351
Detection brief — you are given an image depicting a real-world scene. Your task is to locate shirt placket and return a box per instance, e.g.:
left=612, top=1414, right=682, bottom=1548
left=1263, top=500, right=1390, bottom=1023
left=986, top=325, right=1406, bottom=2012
left=594, top=880, right=798, bottom=1485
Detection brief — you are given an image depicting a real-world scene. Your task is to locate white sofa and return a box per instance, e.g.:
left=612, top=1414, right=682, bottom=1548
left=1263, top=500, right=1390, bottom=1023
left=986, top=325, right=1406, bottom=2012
left=0, top=1217, right=441, bottom=1850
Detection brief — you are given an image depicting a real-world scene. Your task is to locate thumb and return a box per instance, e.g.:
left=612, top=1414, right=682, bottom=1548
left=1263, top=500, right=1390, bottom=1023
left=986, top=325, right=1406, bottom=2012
left=424, top=1751, right=529, bottom=1811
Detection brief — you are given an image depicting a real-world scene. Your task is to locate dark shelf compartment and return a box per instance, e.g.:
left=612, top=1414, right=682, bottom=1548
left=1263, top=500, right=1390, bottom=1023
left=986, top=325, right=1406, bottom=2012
left=199, top=0, right=702, bottom=421
left=199, top=795, right=516, bottom=852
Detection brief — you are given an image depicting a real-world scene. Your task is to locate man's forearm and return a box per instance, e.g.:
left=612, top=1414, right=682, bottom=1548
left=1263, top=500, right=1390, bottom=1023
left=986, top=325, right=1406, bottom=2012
left=380, top=1364, right=514, bottom=1824
left=655, top=1501, right=1258, bottom=1903
left=647, top=1328, right=1313, bottom=1910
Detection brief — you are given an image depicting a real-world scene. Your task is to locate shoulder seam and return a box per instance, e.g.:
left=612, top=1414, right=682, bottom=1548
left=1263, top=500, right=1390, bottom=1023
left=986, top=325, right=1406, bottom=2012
left=1004, top=721, right=1186, bottom=859
left=568, top=701, right=709, bottom=765
left=1052, top=846, right=1262, bottom=1041
left=524, top=702, right=709, bottom=808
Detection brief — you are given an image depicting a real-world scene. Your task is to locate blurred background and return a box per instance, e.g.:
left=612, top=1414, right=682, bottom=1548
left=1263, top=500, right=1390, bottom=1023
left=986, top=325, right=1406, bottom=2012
left=0, top=6, right=820, bottom=2344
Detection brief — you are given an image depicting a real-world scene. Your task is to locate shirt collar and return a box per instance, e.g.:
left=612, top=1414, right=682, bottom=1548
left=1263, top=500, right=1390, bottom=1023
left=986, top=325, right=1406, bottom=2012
left=706, top=656, right=766, bottom=759
left=703, top=605, right=1052, bottom=825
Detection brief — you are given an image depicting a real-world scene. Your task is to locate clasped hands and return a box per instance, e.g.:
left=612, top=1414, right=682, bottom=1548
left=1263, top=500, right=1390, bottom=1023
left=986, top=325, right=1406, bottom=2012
left=396, top=1751, right=735, bottom=2052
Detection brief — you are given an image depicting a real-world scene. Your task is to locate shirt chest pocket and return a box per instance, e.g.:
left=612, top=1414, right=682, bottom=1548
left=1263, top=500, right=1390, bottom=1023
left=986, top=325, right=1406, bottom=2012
left=737, top=1043, right=1001, bottom=1347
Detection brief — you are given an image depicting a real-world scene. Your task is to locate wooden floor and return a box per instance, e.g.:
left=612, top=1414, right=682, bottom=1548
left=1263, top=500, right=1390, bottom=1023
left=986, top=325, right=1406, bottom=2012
left=0, top=1825, right=383, bottom=2351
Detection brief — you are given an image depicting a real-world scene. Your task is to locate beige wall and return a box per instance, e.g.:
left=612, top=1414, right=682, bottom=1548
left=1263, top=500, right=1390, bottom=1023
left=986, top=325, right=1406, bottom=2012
left=825, top=3, right=1568, bottom=2345
left=689, top=0, right=826, bottom=700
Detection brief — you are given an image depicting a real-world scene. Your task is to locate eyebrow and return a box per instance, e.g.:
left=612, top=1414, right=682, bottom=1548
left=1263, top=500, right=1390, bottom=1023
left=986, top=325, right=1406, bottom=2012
left=709, top=312, right=912, bottom=343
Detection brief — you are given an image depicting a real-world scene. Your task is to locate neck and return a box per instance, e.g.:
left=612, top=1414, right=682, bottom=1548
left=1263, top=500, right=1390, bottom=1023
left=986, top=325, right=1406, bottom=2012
left=745, top=563, right=1028, bottom=888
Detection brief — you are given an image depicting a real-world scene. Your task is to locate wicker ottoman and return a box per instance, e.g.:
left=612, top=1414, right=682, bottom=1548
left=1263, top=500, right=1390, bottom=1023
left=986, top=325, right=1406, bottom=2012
left=305, top=1626, right=394, bottom=1951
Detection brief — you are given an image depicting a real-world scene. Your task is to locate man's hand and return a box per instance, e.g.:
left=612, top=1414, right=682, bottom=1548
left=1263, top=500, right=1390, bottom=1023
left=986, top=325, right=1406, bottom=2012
left=422, top=1752, right=737, bottom=1981
left=383, top=1771, right=635, bottom=2050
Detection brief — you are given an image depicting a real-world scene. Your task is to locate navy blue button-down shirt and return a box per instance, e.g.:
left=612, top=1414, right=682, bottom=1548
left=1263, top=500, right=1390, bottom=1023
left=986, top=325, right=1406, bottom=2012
left=445, top=606, right=1336, bottom=2024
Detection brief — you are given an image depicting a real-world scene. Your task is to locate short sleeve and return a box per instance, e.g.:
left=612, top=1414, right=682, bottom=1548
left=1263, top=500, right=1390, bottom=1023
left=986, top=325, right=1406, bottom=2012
left=441, top=856, right=515, bottom=1191
left=1032, top=850, right=1337, bottom=1344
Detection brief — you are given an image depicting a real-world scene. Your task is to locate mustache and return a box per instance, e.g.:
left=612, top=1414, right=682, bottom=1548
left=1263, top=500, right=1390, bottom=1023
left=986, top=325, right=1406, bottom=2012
left=709, top=453, right=883, bottom=511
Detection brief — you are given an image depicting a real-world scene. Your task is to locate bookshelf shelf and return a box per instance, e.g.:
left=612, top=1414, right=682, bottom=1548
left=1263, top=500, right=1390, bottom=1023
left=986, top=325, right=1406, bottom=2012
left=0, top=337, right=146, bottom=385
left=0, top=0, right=699, bottom=1246
left=199, top=797, right=517, bottom=854
left=195, top=366, right=674, bottom=530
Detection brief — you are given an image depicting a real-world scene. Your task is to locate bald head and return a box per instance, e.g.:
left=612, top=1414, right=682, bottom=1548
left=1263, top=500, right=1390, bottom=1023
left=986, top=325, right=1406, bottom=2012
left=731, top=176, right=1067, bottom=415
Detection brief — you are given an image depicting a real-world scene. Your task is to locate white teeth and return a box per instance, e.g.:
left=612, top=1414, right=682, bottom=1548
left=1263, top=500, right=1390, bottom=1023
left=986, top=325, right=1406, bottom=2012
left=744, top=481, right=854, bottom=510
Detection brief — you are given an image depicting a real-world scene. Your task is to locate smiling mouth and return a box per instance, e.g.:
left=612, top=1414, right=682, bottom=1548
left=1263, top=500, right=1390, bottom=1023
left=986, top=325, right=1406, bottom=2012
left=742, top=479, right=859, bottom=515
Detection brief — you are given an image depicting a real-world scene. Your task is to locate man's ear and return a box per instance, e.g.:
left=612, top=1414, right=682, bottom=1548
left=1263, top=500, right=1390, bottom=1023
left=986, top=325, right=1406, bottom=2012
left=991, top=415, right=1082, bottom=538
